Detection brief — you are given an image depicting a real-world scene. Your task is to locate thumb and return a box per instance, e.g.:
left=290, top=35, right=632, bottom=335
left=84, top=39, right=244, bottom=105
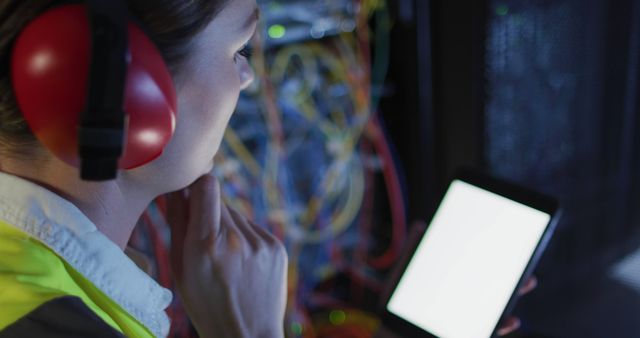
left=186, top=174, right=222, bottom=244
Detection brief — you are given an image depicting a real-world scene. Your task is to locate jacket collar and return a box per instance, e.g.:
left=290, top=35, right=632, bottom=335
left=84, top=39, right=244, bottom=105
left=0, top=171, right=172, bottom=338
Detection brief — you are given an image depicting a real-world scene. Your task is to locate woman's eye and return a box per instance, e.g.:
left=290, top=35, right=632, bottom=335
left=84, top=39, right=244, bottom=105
left=235, top=44, right=253, bottom=62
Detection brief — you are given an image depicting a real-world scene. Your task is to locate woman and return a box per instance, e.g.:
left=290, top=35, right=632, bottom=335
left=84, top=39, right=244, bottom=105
left=0, top=0, right=527, bottom=337
left=1, top=0, right=286, bottom=337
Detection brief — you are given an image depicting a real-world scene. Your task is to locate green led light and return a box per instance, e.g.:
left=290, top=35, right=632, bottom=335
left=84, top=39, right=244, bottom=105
left=268, top=24, right=286, bottom=39
left=291, top=322, right=303, bottom=335
left=496, top=5, right=509, bottom=16
left=329, top=310, right=346, bottom=325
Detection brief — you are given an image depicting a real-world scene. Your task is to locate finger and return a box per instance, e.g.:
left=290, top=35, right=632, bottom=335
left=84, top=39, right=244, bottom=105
left=187, top=174, right=221, bottom=244
left=219, top=202, right=250, bottom=252
left=250, top=220, right=287, bottom=254
left=226, top=205, right=262, bottom=250
left=518, top=276, right=538, bottom=296
left=166, top=189, right=188, bottom=277
left=497, top=317, right=521, bottom=336
left=251, top=221, right=280, bottom=243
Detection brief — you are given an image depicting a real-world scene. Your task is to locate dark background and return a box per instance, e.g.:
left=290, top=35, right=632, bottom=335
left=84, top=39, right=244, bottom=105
left=381, top=0, right=640, bottom=337
left=129, top=0, right=640, bottom=336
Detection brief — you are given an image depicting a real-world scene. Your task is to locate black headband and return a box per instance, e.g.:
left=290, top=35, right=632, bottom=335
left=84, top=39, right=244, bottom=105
left=79, top=0, right=129, bottom=180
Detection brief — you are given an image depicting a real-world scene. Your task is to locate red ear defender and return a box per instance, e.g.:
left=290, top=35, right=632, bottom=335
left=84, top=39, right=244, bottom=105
left=11, top=4, right=176, bottom=171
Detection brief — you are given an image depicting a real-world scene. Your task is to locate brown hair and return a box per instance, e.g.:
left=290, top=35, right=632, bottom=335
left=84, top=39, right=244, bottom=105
left=0, top=0, right=228, bottom=159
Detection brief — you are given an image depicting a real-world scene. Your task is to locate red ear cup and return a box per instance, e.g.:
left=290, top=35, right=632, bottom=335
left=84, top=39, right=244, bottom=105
left=11, top=4, right=176, bottom=170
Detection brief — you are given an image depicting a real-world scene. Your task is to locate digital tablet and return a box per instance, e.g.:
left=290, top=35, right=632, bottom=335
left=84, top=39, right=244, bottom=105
left=382, top=169, right=561, bottom=338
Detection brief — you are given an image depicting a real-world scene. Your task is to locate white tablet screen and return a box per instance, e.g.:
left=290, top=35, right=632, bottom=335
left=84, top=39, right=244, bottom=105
left=387, top=180, right=550, bottom=338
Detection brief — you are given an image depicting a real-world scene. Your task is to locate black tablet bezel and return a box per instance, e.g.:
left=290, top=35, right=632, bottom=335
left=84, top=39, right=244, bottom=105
left=380, top=168, right=562, bottom=338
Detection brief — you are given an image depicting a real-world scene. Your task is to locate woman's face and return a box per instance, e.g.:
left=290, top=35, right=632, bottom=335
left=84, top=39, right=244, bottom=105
left=129, top=0, right=258, bottom=193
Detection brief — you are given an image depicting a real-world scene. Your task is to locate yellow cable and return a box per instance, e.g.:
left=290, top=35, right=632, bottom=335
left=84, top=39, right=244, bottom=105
left=223, top=127, right=262, bottom=178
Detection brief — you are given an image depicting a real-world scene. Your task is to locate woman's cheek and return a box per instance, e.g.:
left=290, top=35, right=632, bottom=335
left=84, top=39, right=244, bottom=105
left=200, top=64, right=240, bottom=146
left=216, top=63, right=243, bottom=116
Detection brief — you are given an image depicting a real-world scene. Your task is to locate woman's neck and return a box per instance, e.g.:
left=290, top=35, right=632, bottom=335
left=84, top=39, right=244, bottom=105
left=0, top=156, right=152, bottom=250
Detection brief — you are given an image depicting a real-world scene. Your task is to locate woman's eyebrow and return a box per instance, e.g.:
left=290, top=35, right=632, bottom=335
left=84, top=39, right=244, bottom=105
left=240, top=6, right=260, bottom=32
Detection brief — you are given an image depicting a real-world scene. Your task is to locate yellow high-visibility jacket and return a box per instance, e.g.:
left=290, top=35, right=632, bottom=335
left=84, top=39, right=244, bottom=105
left=0, top=172, right=172, bottom=337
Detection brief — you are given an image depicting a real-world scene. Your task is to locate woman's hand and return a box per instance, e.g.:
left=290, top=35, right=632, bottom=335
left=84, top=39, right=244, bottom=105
left=166, top=174, right=288, bottom=338
left=496, top=276, right=538, bottom=336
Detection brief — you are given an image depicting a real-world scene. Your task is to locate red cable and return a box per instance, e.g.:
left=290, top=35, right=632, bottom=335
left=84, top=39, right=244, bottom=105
left=352, top=0, right=407, bottom=269
left=367, top=115, right=407, bottom=269
left=143, top=210, right=186, bottom=337
left=147, top=204, right=194, bottom=338
left=142, top=211, right=172, bottom=288
left=155, top=195, right=168, bottom=216
left=349, top=140, right=375, bottom=302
